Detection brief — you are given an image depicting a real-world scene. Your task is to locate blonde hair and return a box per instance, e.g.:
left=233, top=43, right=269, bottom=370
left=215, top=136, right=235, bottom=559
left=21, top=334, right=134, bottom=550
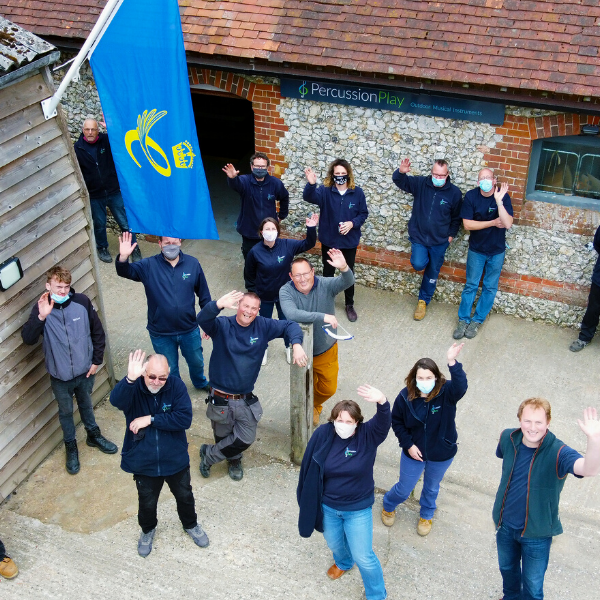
left=517, top=397, right=551, bottom=422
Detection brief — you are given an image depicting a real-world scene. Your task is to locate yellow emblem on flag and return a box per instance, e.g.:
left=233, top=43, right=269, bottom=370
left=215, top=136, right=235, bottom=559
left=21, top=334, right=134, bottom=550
left=172, top=141, right=195, bottom=169
left=125, top=109, right=171, bottom=177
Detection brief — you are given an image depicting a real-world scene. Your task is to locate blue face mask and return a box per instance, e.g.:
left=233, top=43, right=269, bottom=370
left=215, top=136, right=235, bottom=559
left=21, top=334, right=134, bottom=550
left=51, top=293, right=69, bottom=304
left=416, top=379, right=436, bottom=394
left=479, top=179, right=494, bottom=193
left=431, top=176, right=446, bottom=187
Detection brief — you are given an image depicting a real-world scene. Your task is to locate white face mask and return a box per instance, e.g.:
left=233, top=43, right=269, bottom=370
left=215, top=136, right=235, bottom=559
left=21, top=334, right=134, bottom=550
left=334, top=421, right=357, bottom=439
left=416, top=379, right=436, bottom=394
left=262, top=230, right=278, bottom=242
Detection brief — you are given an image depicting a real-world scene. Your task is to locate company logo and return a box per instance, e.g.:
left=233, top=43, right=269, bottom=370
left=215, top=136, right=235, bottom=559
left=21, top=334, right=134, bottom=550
left=440, top=199, right=447, bottom=205
left=344, top=447, right=357, bottom=458
left=172, top=141, right=195, bottom=169
left=488, top=206, right=497, bottom=212
left=430, top=405, right=441, bottom=414
left=277, top=255, right=286, bottom=263
left=125, top=109, right=172, bottom=177
left=162, top=403, right=172, bottom=412
left=250, top=336, right=259, bottom=345
left=267, top=194, right=275, bottom=201
left=182, top=272, right=191, bottom=280
left=72, top=317, right=80, bottom=322
left=299, top=81, right=308, bottom=98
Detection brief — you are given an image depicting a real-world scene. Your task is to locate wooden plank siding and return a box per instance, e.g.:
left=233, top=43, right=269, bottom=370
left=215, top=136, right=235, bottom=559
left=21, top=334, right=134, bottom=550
left=0, top=65, right=115, bottom=500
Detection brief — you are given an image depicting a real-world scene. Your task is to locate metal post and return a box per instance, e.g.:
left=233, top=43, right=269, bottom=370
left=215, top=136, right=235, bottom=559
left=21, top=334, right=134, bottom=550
left=290, top=323, right=314, bottom=465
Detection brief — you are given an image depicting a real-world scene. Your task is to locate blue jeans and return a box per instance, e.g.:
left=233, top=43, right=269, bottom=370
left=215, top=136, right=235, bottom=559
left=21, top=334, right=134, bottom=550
left=322, top=504, right=386, bottom=600
left=410, top=239, right=450, bottom=303
left=50, top=373, right=98, bottom=443
left=496, top=523, right=552, bottom=600
left=149, top=328, right=208, bottom=389
left=90, top=191, right=136, bottom=249
left=458, top=249, right=505, bottom=323
left=259, top=300, right=289, bottom=347
left=382, top=452, right=453, bottom=519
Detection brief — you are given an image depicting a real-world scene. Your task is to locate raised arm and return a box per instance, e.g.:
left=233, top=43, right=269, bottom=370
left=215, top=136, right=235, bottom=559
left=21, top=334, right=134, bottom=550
left=494, top=183, right=513, bottom=229
left=573, top=407, right=600, bottom=477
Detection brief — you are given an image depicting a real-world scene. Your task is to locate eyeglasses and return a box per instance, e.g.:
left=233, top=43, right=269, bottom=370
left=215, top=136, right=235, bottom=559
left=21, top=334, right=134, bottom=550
left=147, top=374, right=167, bottom=382
left=292, top=271, right=313, bottom=281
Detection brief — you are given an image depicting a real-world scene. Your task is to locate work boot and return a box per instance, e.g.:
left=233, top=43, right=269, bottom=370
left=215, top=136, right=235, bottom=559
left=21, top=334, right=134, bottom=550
left=417, top=517, right=433, bottom=536
left=0, top=556, right=18, bottom=579
left=381, top=508, right=396, bottom=527
left=97, top=247, right=112, bottom=263
left=131, top=246, right=143, bottom=262
left=327, top=564, right=348, bottom=580
left=228, top=458, right=243, bottom=481
left=137, top=528, right=156, bottom=557
left=569, top=339, right=589, bottom=352
left=65, top=439, right=80, bottom=475
left=453, top=320, right=468, bottom=340
left=199, top=444, right=211, bottom=478
left=413, top=299, right=427, bottom=321
left=345, top=305, right=358, bottom=322
left=184, top=524, right=210, bottom=548
left=464, top=321, right=481, bottom=339
left=86, top=426, right=118, bottom=454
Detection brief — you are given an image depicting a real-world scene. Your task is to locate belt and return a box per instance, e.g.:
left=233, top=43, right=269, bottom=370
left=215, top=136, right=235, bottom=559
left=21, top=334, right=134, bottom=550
left=210, top=388, right=249, bottom=400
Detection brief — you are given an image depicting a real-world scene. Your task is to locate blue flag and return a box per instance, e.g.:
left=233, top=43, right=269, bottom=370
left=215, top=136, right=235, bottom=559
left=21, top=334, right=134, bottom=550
left=89, top=0, right=218, bottom=240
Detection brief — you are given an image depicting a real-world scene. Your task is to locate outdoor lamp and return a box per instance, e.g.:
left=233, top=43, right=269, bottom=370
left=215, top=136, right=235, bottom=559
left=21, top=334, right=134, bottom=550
left=0, top=257, right=24, bottom=291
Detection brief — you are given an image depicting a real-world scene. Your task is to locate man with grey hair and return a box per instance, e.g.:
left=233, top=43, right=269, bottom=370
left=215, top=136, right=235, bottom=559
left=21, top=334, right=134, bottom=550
left=453, top=169, right=513, bottom=339
left=393, top=157, right=462, bottom=321
left=110, top=350, right=209, bottom=557
left=74, top=118, right=141, bottom=263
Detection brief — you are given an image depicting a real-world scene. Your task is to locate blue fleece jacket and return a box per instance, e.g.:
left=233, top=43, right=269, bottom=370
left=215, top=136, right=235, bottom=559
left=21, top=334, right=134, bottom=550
left=302, top=183, right=369, bottom=249
left=197, top=301, right=303, bottom=394
left=245, top=227, right=317, bottom=301
left=228, top=173, right=290, bottom=239
left=296, top=401, right=391, bottom=538
left=116, top=251, right=211, bottom=336
left=392, top=169, right=463, bottom=246
left=391, top=361, right=468, bottom=462
left=110, top=375, right=192, bottom=477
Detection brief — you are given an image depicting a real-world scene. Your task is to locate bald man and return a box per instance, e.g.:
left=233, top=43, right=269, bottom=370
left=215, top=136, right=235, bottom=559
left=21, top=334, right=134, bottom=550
left=110, top=350, right=209, bottom=557
left=453, top=169, right=513, bottom=340
left=74, top=118, right=141, bottom=263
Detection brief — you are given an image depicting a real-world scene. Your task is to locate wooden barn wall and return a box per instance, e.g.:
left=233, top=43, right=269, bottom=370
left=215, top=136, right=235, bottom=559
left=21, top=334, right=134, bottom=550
left=0, top=66, right=114, bottom=500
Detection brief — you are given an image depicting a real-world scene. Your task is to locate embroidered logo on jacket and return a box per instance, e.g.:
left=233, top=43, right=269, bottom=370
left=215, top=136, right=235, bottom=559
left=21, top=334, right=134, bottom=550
left=182, top=272, right=191, bottom=280
left=161, top=403, right=172, bottom=412
left=348, top=202, right=355, bottom=209
left=439, top=199, right=448, bottom=205
left=277, top=255, right=286, bottom=263
left=250, top=336, right=259, bottom=344
left=430, top=405, right=441, bottom=414
left=344, top=447, right=357, bottom=458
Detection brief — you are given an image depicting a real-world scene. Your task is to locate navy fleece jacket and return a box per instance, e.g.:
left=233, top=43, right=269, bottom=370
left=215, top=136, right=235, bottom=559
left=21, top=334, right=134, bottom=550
left=116, top=251, right=210, bottom=336
left=302, top=183, right=369, bottom=249
left=392, top=169, right=462, bottom=246
left=296, top=401, right=391, bottom=538
left=197, top=301, right=303, bottom=394
left=228, top=173, right=290, bottom=239
left=110, top=375, right=192, bottom=477
left=245, top=227, right=317, bottom=301
left=391, top=361, right=468, bottom=462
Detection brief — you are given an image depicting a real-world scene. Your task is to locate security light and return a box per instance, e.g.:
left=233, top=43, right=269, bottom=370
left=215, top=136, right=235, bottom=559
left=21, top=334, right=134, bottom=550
left=0, top=257, right=24, bottom=292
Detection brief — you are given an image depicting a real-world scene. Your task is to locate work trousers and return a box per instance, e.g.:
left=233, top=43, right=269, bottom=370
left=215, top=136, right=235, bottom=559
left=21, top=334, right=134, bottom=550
left=313, top=342, right=339, bottom=415
left=579, top=281, right=600, bottom=343
left=321, top=244, right=357, bottom=306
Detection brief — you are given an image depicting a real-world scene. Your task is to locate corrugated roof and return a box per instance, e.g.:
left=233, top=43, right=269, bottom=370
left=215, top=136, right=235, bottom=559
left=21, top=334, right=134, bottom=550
left=0, top=15, right=55, bottom=73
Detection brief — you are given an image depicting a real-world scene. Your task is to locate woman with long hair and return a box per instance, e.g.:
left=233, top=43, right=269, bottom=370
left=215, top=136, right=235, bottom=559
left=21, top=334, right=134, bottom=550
left=381, top=343, right=467, bottom=536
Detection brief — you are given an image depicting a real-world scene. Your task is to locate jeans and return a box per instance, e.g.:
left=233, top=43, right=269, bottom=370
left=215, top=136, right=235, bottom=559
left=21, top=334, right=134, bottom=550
left=382, top=452, right=453, bottom=519
left=496, top=522, right=552, bottom=600
left=579, top=281, right=600, bottom=342
left=410, top=239, right=450, bottom=304
left=149, top=328, right=208, bottom=389
left=322, top=504, right=387, bottom=600
left=321, top=244, right=357, bottom=306
left=259, top=300, right=289, bottom=347
left=458, top=249, right=505, bottom=323
left=50, top=373, right=98, bottom=443
left=134, top=467, right=197, bottom=533
left=90, top=191, right=136, bottom=250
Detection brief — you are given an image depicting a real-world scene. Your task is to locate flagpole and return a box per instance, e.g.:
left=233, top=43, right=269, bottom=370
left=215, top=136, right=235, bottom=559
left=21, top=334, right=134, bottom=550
left=41, top=0, right=123, bottom=120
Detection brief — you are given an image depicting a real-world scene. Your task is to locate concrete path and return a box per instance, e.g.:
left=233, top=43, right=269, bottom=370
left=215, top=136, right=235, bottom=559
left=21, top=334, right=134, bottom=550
left=1, top=234, right=599, bottom=599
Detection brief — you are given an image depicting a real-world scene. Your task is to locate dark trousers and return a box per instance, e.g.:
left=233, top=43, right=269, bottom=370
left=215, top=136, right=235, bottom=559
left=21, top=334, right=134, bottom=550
left=242, top=236, right=261, bottom=289
left=134, top=467, right=197, bottom=534
left=321, top=244, right=357, bottom=306
left=579, top=281, right=600, bottom=342
left=0, top=538, right=5, bottom=560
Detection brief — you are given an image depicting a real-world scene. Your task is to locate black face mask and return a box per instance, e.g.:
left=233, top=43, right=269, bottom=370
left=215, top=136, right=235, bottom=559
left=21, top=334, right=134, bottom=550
left=333, top=175, right=348, bottom=185
left=252, top=167, right=268, bottom=179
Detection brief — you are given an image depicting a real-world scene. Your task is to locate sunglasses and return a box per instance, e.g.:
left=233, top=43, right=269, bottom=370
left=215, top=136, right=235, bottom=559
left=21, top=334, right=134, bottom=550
left=147, top=374, right=167, bottom=382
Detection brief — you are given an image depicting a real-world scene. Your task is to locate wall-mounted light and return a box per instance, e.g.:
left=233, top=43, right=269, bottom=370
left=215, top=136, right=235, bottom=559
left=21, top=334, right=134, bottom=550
left=0, top=257, right=24, bottom=292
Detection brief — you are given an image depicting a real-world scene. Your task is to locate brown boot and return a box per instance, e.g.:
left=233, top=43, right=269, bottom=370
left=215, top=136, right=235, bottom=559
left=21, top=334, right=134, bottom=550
left=381, top=508, right=396, bottom=527
left=417, top=517, right=433, bottom=536
left=327, top=564, right=348, bottom=580
left=0, top=556, right=18, bottom=579
left=413, top=300, right=427, bottom=321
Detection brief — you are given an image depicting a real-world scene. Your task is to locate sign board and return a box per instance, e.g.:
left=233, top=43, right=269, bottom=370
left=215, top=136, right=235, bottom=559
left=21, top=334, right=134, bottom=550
left=281, top=78, right=505, bottom=125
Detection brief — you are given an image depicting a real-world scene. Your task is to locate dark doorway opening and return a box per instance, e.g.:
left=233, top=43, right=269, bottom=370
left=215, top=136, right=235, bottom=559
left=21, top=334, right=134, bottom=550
left=192, top=92, right=255, bottom=243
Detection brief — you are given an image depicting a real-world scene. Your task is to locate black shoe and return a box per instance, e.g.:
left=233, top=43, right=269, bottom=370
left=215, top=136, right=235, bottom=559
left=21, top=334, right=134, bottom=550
left=228, top=458, right=243, bottom=481
left=65, top=440, right=80, bottom=475
left=199, top=444, right=211, bottom=478
left=86, top=426, right=118, bottom=454
left=97, top=247, right=112, bottom=263
left=345, top=305, right=358, bottom=322
left=131, top=246, right=143, bottom=262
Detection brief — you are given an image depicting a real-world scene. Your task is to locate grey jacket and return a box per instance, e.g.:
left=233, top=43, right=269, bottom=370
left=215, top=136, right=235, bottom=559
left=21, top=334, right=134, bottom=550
left=279, top=269, right=354, bottom=356
left=22, top=290, right=105, bottom=381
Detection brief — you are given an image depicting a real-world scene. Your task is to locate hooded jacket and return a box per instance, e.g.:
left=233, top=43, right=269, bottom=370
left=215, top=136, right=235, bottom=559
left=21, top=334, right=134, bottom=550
left=110, top=375, right=192, bottom=477
left=391, top=361, right=467, bottom=462
left=392, top=169, right=462, bottom=246
left=21, top=288, right=105, bottom=381
left=74, top=132, right=121, bottom=199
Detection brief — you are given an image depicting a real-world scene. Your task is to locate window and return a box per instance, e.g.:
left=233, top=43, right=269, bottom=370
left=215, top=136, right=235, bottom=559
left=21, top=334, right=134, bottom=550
left=526, top=135, right=600, bottom=210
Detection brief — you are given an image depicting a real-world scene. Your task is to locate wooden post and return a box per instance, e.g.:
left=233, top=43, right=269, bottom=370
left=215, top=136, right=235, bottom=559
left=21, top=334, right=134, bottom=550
left=290, top=323, right=313, bottom=465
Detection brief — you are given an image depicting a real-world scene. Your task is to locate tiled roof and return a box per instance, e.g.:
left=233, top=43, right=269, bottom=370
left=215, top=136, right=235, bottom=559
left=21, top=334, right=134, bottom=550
left=0, top=15, right=55, bottom=73
left=3, top=0, right=600, bottom=97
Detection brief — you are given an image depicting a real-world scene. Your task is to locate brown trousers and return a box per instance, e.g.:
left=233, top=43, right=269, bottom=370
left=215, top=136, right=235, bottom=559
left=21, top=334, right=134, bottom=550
left=313, top=342, right=339, bottom=415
